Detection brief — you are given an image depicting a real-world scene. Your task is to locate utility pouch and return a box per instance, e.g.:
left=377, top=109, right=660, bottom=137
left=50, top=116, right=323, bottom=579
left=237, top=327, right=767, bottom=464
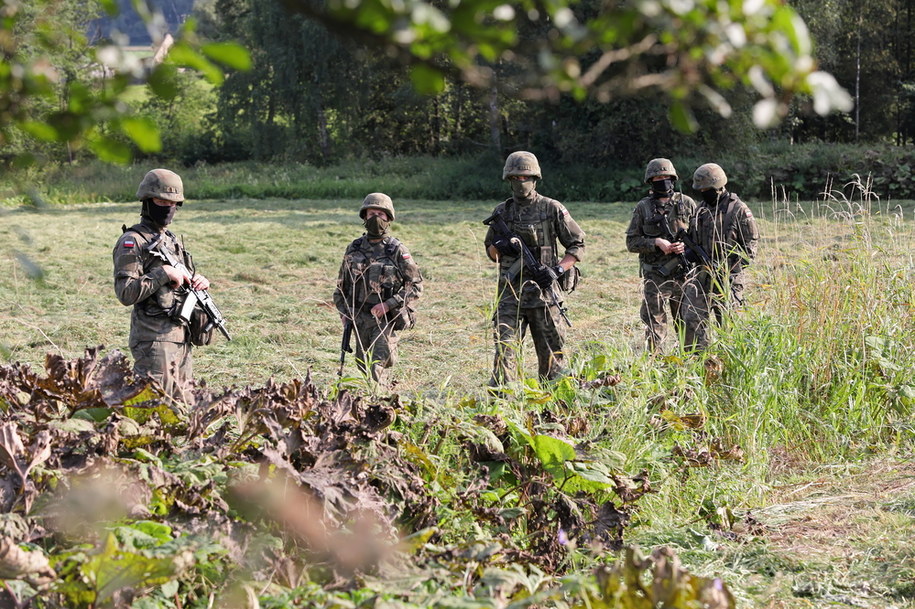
left=388, top=305, right=416, bottom=331
left=173, top=290, right=213, bottom=346
left=559, top=266, right=581, bottom=293
left=189, top=305, right=214, bottom=346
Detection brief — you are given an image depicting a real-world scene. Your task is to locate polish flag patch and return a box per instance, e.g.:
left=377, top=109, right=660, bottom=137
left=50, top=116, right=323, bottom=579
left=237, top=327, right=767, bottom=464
left=123, top=239, right=135, bottom=248
left=402, top=253, right=412, bottom=260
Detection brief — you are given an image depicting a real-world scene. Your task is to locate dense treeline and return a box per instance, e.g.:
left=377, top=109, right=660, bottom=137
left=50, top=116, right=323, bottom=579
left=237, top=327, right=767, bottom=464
left=9, top=0, right=915, bottom=197
left=182, top=0, right=915, bottom=167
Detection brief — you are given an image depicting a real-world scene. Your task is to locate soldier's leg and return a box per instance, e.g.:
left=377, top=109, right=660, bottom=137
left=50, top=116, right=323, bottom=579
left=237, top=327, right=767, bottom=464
left=668, top=277, right=687, bottom=346
left=354, top=314, right=393, bottom=383
left=529, top=305, right=567, bottom=380
left=490, top=301, right=522, bottom=386
left=640, top=275, right=667, bottom=350
left=681, top=277, right=711, bottom=351
left=366, top=324, right=397, bottom=385
left=131, top=340, right=191, bottom=403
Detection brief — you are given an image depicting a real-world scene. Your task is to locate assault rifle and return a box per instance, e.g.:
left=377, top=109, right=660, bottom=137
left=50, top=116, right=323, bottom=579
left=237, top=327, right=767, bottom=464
left=338, top=319, right=353, bottom=376
left=146, top=235, right=231, bottom=341
left=483, top=211, right=572, bottom=327
left=674, top=228, right=714, bottom=268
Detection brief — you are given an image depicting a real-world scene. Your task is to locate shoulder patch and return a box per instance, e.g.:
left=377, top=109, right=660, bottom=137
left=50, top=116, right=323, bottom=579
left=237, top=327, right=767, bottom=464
left=122, top=239, right=135, bottom=248
left=402, top=252, right=412, bottom=260
left=557, top=203, right=569, bottom=217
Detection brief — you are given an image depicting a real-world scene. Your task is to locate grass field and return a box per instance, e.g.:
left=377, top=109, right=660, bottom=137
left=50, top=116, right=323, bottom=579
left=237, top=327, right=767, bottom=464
left=2, top=175, right=915, bottom=607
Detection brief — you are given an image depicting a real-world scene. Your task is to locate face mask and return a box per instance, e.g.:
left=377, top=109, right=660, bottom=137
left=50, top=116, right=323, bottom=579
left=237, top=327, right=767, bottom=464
left=699, top=188, right=718, bottom=207
left=364, top=215, right=390, bottom=238
left=143, top=200, right=177, bottom=226
left=651, top=179, right=674, bottom=196
left=511, top=179, right=536, bottom=200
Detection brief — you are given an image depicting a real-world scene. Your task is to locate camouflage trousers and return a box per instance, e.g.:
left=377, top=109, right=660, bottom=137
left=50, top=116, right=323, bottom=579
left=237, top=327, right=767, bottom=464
left=640, top=271, right=689, bottom=351
left=131, top=340, right=193, bottom=404
left=352, top=311, right=399, bottom=385
left=490, top=301, right=566, bottom=386
left=681, top=270, right=746, bottom=351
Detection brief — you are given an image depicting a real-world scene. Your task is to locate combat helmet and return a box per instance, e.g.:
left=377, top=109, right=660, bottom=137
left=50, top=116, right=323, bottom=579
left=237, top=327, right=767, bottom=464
left=502, top=151, right=542, bottom=181
left=359, top=192, right=395, bottom=221
left=136, top=168, right=184, bottom=204
left=692, top=163, right=728, bottom=191
left=644, top=158, right=678, bottom=183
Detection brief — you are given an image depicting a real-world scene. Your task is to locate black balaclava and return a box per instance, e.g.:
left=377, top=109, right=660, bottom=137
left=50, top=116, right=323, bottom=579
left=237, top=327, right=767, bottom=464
left=142, top=199, right=177, bottom=227
left=701, top=189, right=727, bottom=207
left=364, top=214, right=391, bottom=239
left=651, top=178, right=675, bottom=197
left=511, top=179, right=536, bottom=201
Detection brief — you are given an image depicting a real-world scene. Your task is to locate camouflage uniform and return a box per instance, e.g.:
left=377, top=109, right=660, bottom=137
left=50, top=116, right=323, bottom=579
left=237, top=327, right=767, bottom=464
left=113, top=169, right=199, bottom=401
left=484, top=152, right=585, bottom=385
left=626, top=168, right=697, bottom=350
left=333, top=194, right=422, bottom=385
left=682, top=164, right=759, bottom=350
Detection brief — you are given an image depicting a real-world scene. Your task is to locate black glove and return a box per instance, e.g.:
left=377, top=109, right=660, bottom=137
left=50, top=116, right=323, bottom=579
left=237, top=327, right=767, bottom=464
left=533, top=265, right=560, bottom=290
left=492, top=237, right=519, bottom=256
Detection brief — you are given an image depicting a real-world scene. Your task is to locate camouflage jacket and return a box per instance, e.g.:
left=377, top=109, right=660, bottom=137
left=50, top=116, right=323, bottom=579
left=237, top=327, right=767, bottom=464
left=690, top=192, right=759, bottom=276
left=625, top=192, right=697, bottom=273
left=113, top=218, right=194, bottom=345
left=483, top=192, right=585, bottom=308
left=333, top=235, right=423, bottom=318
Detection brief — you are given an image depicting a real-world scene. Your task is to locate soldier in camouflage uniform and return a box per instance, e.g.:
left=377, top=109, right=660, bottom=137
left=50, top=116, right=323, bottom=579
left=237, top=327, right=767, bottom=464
left=333, top=193, right=423, bottom=386
left=626, top=159, right=698, bottom=350
left=484, top=151, right=585, bottom=386
left=682, top=163, right=759, bottom=351
left=112, top=169, right=211, bottom=402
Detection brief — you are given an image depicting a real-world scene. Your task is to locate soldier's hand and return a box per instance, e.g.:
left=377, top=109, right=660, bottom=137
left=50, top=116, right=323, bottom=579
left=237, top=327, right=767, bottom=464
left=655, top=238, right=684, bottom=255
left=493, top=237, right=519, bottom=257
left=163, top=265, right=191, bottom=287
left=190, top=274, right=210, bottom=291
left=371, top=303, right=389, bottom=318
left=533, top=265, right=558, bottom=290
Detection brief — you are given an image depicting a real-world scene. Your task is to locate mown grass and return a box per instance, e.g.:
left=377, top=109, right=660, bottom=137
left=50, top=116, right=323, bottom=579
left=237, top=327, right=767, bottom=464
left=2, top=170, right=915, bottom=607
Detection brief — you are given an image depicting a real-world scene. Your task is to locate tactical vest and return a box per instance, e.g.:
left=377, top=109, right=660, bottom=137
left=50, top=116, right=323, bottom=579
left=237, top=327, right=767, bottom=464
left=344, top=236, right=405, bottom=307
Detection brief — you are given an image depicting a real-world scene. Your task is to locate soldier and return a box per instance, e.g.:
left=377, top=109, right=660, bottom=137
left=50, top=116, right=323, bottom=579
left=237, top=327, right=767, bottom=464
left=484, top=151, right=585, bottom=387
left=625, top=158, right=698, bottom=351
left=333, top=193, right=423, bottom=386
left=682, top=163, right=759, bottom=351
left=113, top=169, right=213, bottom=402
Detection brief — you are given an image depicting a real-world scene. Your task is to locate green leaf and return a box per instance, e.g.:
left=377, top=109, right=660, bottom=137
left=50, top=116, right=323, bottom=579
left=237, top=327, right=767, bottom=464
left=99, top=0, right=119, bottom=16
left=88, top=136, right=133, bottom=164
left=669, top=101, right=698, bottom=133
left=119, top=117, right=161, bottom=153
left=410, top=64, right=445, bottom=95
left=147, top=64, right=179, bottom=101
left=19, top=121, right=58, bottom=142
left=531, top=434, right=576, bottom=478
left=201, top=42, right=252, bottom=71
left=167, top=43, right=224, bottom=85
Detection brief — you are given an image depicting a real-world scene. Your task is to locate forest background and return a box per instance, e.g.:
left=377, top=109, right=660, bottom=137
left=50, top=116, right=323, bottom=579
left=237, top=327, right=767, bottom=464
left=4, top=0, right=915, bottom=203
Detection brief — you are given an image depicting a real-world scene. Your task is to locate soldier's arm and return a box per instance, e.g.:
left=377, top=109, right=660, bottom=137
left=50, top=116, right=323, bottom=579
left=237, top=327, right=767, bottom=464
left=736, top=204, right=760, bottom=261
left=113, top=234, right=170, bottom=306
left=332, top=249, right=355, bottom=319
left=386, top=244, right=423, bottom=311
left=625, top=204, right=660, bottom=254
left=554, top=202, right=584, bottom=262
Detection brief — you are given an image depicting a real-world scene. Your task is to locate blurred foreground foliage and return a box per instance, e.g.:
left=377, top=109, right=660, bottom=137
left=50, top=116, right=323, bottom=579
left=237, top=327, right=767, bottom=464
left=0, top=347, right=738, bottom=608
